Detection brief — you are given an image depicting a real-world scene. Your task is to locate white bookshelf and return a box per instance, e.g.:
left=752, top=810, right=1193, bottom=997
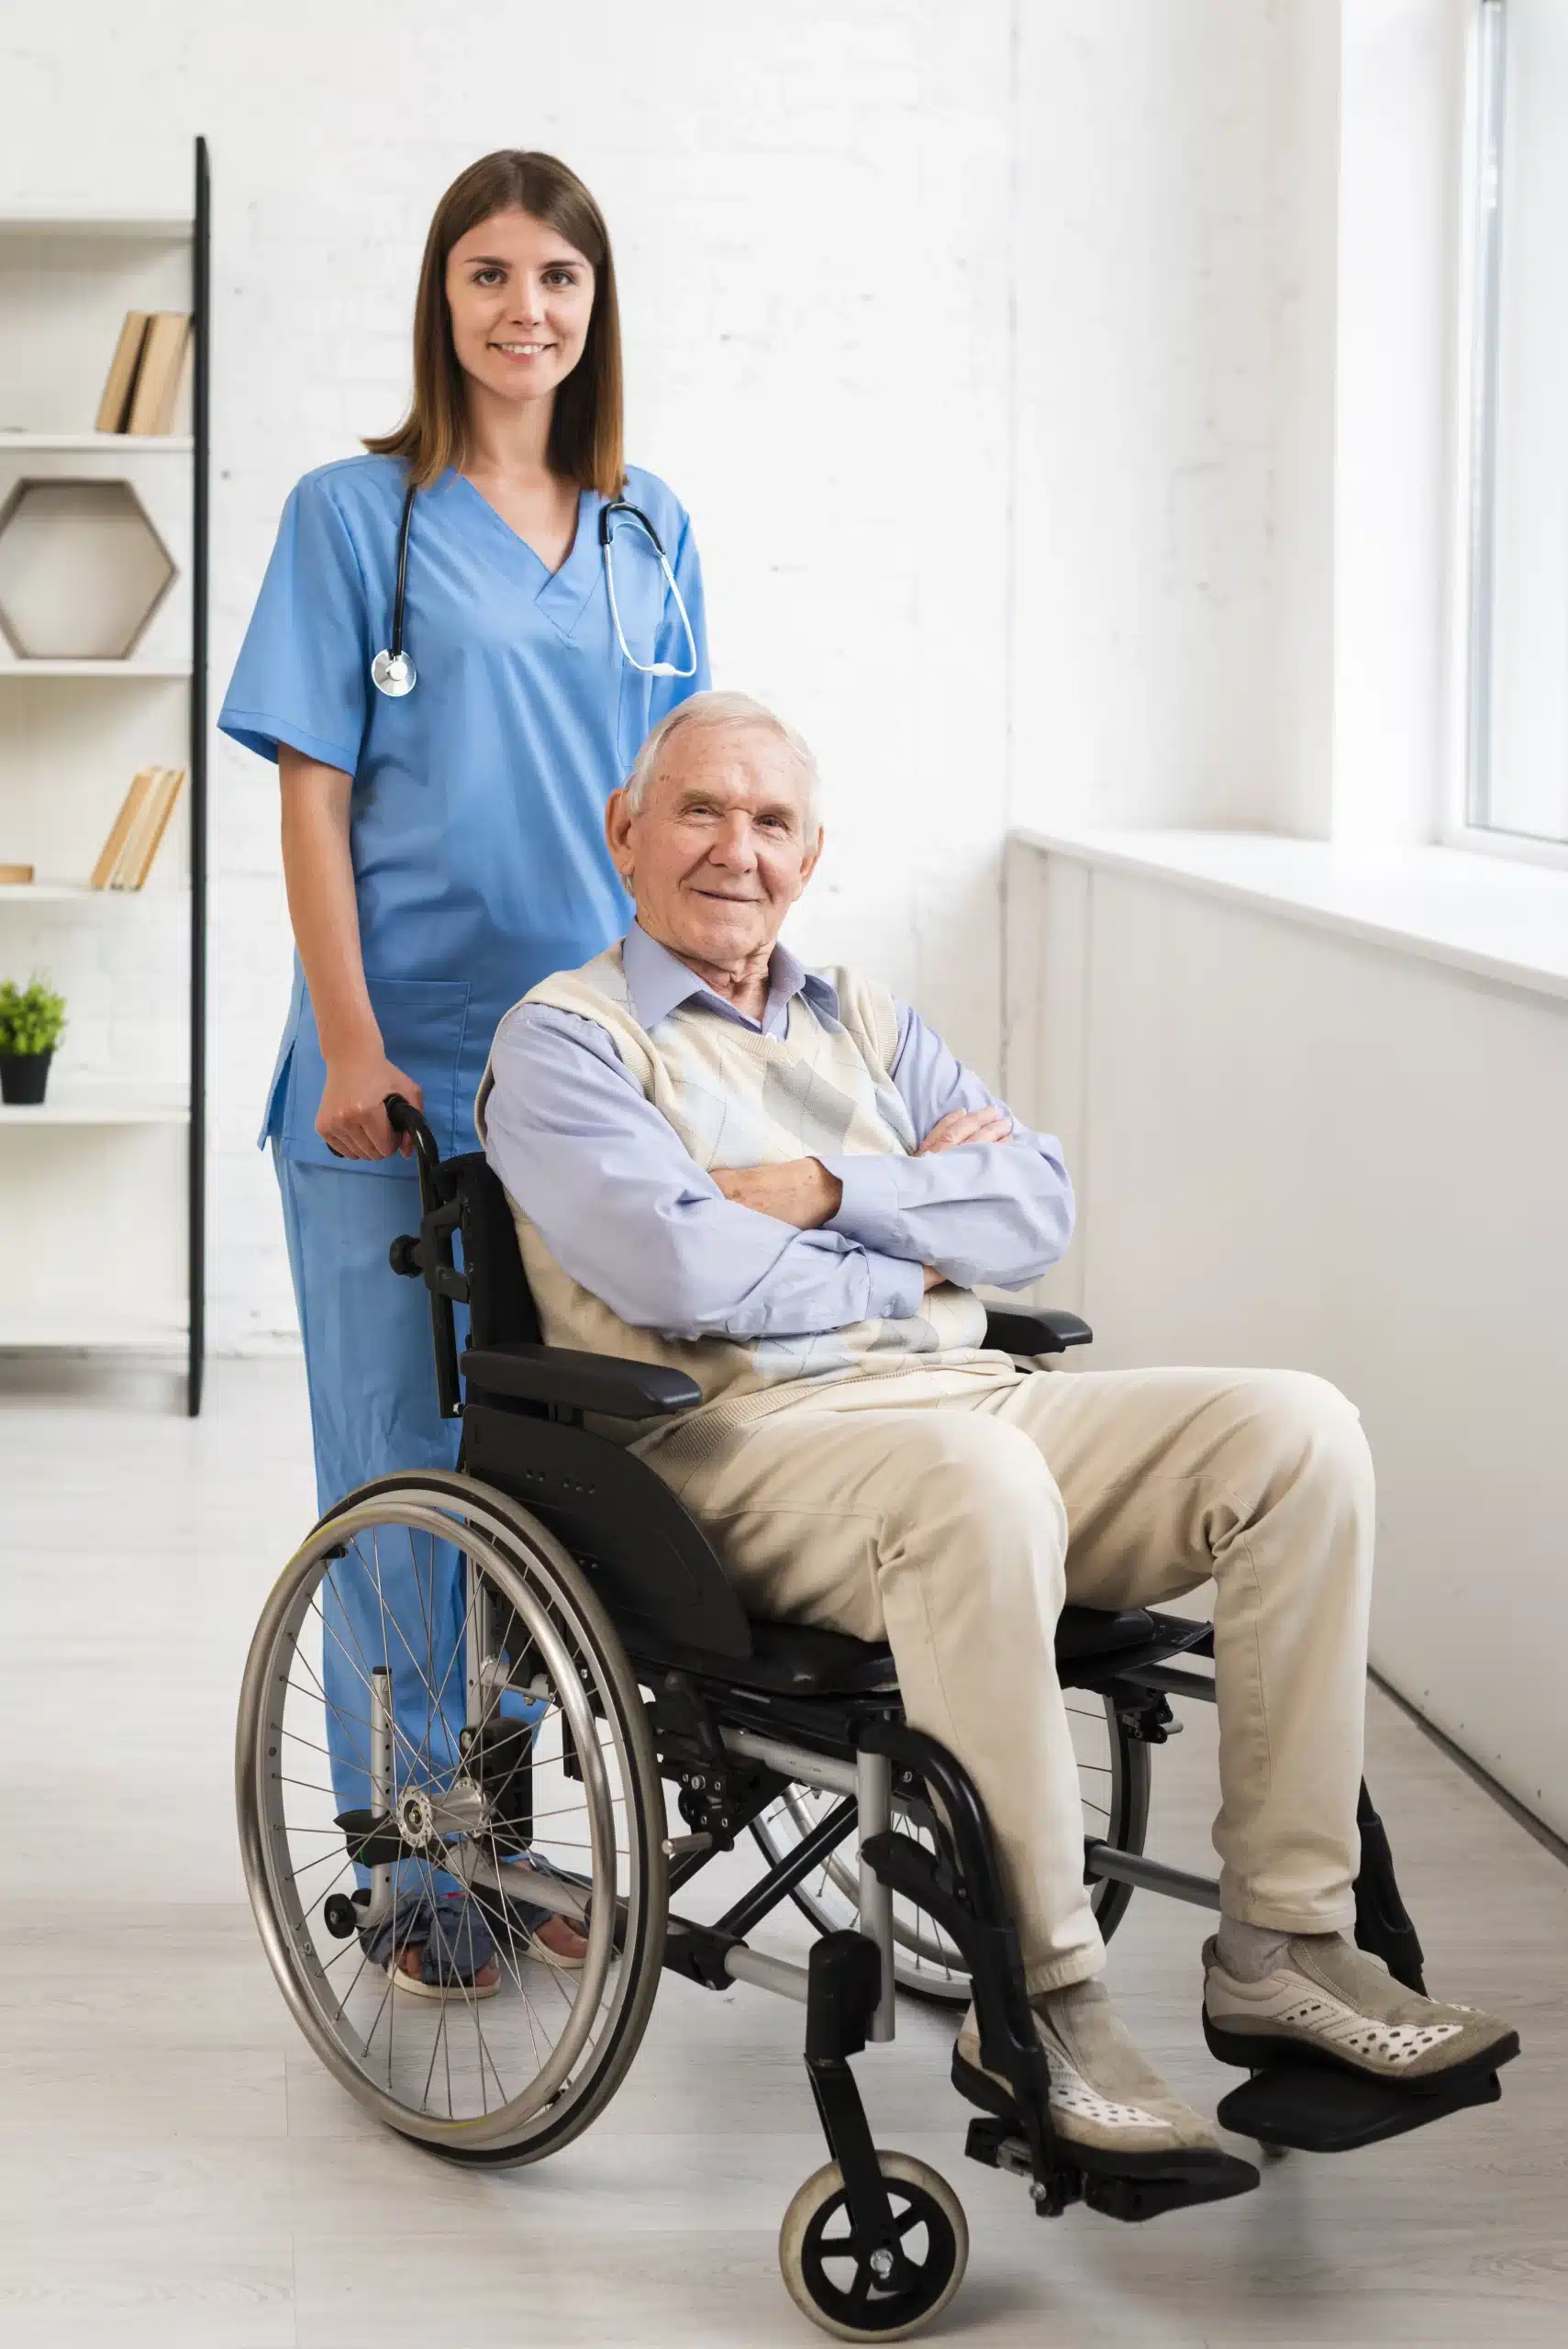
left=0, top=1086, right=188, bottom=1126
left=0, top=881, right=190, bottom=903
left=0, top=214, right=192, bottom=242
left=4, top=658, right=194, bottom=678
left=0, top=149, right=208, bottom=1411
left=0, top=431, right=192, bottom=455
left=0, top=1312, right=190, bottom=1350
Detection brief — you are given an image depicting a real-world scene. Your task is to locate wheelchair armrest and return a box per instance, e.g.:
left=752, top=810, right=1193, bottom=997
left=984, top=1305, right=1094, bottom=1355
left=460, top=1341, right=702, bottom=1420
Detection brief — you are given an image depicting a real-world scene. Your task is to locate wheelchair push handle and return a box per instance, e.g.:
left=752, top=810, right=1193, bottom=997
left=385, top=1090, right=441, bottom=1180
left=384, top=1094, right=465, bottom=1420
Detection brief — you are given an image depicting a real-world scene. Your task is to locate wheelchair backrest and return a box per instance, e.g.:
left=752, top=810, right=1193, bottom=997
left=448, top=1150, right=541, bottom=1353
left=446, top=1149, right=755, bottom=1662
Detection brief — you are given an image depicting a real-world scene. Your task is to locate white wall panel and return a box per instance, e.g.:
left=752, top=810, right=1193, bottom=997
left=1009, top=2, right=1309, bottom=838
left=1007, top=839, right=1568, bottom=1829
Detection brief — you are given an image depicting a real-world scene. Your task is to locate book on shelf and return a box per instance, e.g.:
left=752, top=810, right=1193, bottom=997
left=94, top=312, right=150, bottom=433
left=89, top=766, right=185, bottom=890
left=89, top=768, right=157, bottom=887
left=117, top=765, right=186, bottom=888
left=124, top=312, right=192, bottom=436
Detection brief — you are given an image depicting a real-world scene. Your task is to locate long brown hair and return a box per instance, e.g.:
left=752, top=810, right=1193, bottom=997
left=365, top=150, right=624, bottom=495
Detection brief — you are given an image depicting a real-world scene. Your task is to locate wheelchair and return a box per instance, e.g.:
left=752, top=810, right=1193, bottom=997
left=237, top=1099, right=1513, bottom=2343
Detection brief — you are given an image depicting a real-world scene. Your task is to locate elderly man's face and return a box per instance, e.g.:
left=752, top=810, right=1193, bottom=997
left=606, top=725, right=822, bottom=970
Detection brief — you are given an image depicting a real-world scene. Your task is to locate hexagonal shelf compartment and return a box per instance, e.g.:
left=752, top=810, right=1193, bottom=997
left=0, top=477, right=177, bottom=659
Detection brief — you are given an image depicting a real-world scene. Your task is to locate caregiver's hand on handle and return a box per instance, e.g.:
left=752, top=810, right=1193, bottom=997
left=317, top=1052, right=423, bottom=1161
left=278, top=744, right=419, bottom=1159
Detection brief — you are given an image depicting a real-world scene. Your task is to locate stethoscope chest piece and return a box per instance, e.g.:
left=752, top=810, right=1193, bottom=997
left=371, top=646, right=416, bottom=698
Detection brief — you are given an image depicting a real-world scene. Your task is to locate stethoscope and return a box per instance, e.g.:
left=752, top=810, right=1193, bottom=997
left=370, top=483, right=699, bottom=697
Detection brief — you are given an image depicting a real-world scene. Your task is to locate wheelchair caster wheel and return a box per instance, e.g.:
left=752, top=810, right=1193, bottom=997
left=322, top=1894, right=361, bottom=1941
left=779, top=2151, right=968, bottom=2342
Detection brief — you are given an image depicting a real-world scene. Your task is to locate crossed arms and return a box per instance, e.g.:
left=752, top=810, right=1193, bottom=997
left=481, top=999, right=1075, bottom=1342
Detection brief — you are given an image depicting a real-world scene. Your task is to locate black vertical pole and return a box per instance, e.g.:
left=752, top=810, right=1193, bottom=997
left=188, top=135, right=210, bottom=1417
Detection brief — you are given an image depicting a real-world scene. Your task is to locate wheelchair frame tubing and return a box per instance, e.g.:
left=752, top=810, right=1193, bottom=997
left=804, top=1931, right=920, bottom=2289
left=853, top=1718, right=1065, bottom=2191
left=1114, top=1649, right=1429, bottom=1992
left=714, top=1795, right=860, bottom=1943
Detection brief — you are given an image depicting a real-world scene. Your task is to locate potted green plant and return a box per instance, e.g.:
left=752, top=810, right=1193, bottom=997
left=0, top=974, right=68, bottom=1106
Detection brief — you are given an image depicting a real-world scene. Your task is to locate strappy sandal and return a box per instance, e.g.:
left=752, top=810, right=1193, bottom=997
left=361, top=1893, right=501, bottom=2001
left=473, top=1859, right=589, bottom=1972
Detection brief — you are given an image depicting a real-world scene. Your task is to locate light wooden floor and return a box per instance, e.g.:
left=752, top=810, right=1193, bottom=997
left=1, top=1356, right=1563, bottom=2347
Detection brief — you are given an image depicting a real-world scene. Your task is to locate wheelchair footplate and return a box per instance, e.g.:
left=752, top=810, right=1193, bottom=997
left=1210, top=2045, right=1513, bottom=2154
left=951, top=2042, right=1260, bottom=2222
left=962, top=2111, right=1260, bottom=2223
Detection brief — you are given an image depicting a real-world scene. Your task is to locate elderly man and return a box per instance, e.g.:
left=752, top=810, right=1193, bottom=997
left=476, top=690, right=1512, bottom=2165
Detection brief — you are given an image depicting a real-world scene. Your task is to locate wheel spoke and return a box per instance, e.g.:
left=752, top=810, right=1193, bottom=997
left=239, top=1497, right=650, bottom=2154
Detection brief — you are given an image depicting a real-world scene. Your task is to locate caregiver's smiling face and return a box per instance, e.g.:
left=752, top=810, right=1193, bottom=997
left=444, top=207, right=595, bottom=410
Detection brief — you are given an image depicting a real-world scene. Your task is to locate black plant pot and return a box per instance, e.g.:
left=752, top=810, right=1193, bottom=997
left=0, top=1051, right=52, bottom=1106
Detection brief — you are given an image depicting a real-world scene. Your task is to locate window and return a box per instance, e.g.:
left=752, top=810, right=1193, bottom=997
left=1465, top=0, right=1568, bottom=850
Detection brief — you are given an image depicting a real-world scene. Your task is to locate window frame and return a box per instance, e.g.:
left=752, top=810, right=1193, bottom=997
left=1449, top=0, right=1568, bottom=870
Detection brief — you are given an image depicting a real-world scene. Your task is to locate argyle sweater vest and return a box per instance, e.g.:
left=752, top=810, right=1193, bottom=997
left=473, top=943, right=1004, bottom=1457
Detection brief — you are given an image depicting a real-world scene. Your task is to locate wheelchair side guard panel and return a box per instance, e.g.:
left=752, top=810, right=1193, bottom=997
left=461, top=1400, right=755, bottom=1660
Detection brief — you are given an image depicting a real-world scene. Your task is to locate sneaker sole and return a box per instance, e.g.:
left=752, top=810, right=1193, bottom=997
left=951, top=2044, right=1246, bottom=2184
left=1202, top=2009, right=1519, bottom=2093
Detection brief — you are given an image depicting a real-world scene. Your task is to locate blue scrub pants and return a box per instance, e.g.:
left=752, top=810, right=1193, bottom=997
left=273, top=1147, right=466, bottom=1825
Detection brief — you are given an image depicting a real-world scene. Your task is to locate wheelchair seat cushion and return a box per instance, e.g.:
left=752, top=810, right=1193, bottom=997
left=1055, top=1605, right=1157, bottom=1662
left=680, top=1605, right=1162, bottom=1699
left=728, top=1620, right=900, bottom=1697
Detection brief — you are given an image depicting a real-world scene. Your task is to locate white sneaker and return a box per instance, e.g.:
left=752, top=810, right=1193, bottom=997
left=1203, top=1935, right=1518, bottom=2086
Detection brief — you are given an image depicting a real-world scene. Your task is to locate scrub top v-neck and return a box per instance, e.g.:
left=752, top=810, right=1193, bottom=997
left=219, top=451, right=709, bottom=1169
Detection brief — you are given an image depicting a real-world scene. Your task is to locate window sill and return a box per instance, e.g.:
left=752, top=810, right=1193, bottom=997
left=1009, top=828, right=1568, bottom=1006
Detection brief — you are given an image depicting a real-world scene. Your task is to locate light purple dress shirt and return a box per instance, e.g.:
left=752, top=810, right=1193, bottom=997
left=481, top=923, right=1074, bottom=1341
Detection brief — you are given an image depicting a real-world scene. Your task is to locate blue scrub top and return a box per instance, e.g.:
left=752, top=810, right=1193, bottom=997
left=218, top=452, right=709, bottom=1171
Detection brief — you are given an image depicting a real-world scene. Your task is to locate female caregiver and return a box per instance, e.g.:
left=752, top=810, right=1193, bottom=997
left=218, top=150, right=708, bottom=1992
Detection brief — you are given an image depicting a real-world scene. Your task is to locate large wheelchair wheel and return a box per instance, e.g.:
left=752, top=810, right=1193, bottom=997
left=237, top=1471, right=668, bottom=2164
left=751, top=1690, right=1149, bottom=2004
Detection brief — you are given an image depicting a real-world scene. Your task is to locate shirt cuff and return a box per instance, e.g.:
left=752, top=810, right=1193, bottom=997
left=862, top=1248, right=926, bottom=1321
left=823, top=1154, right=911, bottom=1259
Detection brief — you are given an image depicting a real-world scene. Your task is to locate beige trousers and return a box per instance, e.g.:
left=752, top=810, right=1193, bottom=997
left=651, top=1364, right=1375, bottom=1992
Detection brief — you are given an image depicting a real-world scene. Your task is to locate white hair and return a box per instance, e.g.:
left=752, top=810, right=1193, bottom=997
left=623, top=690, right=822, bottom=834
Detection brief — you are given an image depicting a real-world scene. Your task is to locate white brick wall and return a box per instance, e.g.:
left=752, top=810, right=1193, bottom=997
left=2, top=1, right=1309, bottom=1353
